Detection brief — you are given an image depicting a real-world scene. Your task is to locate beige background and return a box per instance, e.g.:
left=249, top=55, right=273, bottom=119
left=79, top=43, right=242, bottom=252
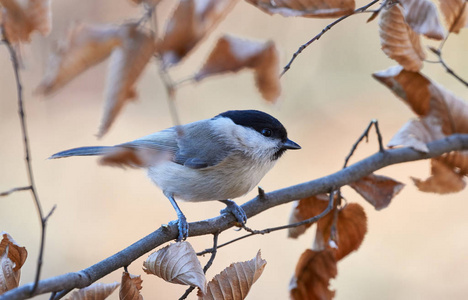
left=1, top=1, right=468, bottom=299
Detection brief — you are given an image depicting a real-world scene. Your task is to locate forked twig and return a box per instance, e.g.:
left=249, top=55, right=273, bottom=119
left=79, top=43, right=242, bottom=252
left=343, top=119, right=384, bottom=169
left=1, top=28, right=55, bottom=296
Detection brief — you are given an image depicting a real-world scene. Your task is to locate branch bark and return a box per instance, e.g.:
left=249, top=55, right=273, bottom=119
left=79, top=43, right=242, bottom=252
left=3, top=134, right=468, bottom=300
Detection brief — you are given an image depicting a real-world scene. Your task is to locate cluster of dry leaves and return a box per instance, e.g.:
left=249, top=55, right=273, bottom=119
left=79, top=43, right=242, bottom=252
left=0, top=232, right=266, bottom=299
left=1, top=0, right=468, bottom=299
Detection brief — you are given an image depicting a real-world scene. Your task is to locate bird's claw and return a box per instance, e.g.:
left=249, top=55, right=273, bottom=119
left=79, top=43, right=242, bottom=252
left=220, top=200, right=247, bottom=225
left=171, top=215, right=189, bottom=242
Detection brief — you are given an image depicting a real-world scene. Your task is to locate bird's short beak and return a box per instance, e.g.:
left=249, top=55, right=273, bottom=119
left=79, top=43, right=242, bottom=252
left=282, top=139, right=301, bottom=150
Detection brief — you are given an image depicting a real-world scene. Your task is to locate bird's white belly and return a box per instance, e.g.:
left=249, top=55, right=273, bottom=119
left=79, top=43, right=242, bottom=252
left=147, top=155, right=276, bottom=201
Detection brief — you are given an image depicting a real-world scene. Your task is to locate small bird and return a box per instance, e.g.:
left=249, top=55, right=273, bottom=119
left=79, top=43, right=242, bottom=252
left=50, top=110, right=301, bottom=241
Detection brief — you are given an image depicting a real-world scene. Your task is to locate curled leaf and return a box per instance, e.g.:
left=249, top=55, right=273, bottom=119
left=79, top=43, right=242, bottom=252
left=387, top=119, right=433, bottom=152
left=349, top=174, right=405, bottom=210
left=314, top=203, right=367, bottom=261
left=0, top=0, right=51, bottom=43
left=290, top=249, right=337, bottom=300
left=399, top=0, right=445, bottom=40
left=287, top=194, right=329, bottom=239
left=36, top=23, right=122, bottom=95
left=158, top=0, right=238, bottom=67
left=379, top=4, right=425, bottom=71
left=120, top=272, right=143, bottom=300
left=0, top=232, right=27, bottom=294
left=412, top=159, right=466, bottom=194
left=143, top=242, right=206, bottom=293
left=245, top=0, right=355, bottom=18
left=439, top=0, right=468, bottom=33
left=67, top=282, right=120, bottom=300
left=200, top=250, right=266, bottom=300
left=99, top=24, right=156, bottom=137
left=196, top=35, right=281, bottom=102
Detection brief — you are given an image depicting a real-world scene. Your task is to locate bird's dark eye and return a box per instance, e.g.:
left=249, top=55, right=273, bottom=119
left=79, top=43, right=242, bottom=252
left=261, top=128, right=272, bottom=137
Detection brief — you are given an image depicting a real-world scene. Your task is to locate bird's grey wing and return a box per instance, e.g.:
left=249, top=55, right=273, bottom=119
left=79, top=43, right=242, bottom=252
left=173, top=120, right=233, bottom=169
left=118, top=128, right=179, bottom=153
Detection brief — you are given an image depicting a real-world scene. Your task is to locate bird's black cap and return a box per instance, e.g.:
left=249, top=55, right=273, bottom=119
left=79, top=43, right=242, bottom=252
left=216, top=110, right=288, bottom=142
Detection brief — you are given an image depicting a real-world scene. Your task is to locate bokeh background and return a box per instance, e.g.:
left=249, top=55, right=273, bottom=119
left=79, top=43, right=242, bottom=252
left=1, top=1, right=468, bottom=299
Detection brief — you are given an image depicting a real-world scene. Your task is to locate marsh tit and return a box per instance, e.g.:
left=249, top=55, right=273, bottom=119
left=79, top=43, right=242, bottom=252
left=50, top=110, right=301, bottom=241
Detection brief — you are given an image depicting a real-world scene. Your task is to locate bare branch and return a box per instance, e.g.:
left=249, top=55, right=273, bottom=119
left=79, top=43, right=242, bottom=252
left=4, top=134, right=468, bottom=299
left=1, top=27, right=53, bottom=296
left=0, top=186, right=31, bottom=197
left=281, top=0, right=380, bottom=77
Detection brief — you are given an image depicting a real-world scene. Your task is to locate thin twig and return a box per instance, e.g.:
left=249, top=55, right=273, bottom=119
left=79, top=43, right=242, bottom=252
left=199, top=192, right=336, bottom=256
left=343, top=119, right=384, bottom=169
left=0, top=186, right=31, bottom=197
left=158, top=66, right=181, bottom=126
left=281, top=0, right=380, bottom=77
left=2, top=28, right=52, bottom=296
left=180, top=233, right=219, bottom=300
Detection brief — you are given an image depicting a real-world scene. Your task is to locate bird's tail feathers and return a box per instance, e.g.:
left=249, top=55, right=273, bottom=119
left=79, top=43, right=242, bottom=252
left=49, top=146, right=113, bottom=159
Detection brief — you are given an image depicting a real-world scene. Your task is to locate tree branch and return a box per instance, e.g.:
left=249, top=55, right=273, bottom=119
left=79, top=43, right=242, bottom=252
left=3, top=134, right=468, bottom=300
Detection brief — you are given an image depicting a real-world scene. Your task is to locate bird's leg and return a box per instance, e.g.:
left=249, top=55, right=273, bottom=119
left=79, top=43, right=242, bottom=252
left=164, top=192, right=189, bottom=242
left=219, top=200, right=247, bottom=225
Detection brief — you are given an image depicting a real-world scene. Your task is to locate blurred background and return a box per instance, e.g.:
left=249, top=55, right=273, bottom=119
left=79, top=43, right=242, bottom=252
left=1, top=0, right=468, bottom=299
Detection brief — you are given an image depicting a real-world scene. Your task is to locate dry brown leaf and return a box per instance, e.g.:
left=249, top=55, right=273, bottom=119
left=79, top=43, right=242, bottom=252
left=379, top=4, right=426, bottom=71
left=120, top=272, right=143, bottom=300
left=399, top=0, right=445, bottom=40
left=0, top=232, right=27, bottom=294
left=387, top=119, right=433, bottom=152
left=200, top=250, right=266, bottom=300
left=245, top=0, right=355, bottom=18
left=412, top=159, right=466, bottom=193
left=196, top=35, right=281, bottom=102
left=349, top=174, right=405, bottom=210
left=374, top=65, right=468, bottom=193
left=0, top=0, right=51, bottom=43
left=66, top=282, right=120, bottom=300
left=99, top=24, right=156, bottom=137
left=143, top=242, right=206, bottom=293
left=36, top=23, right=122, bottom=95
left=0, top=232, right=27, bottom=272
left=289, top=249, right=337, bottom=300
left=158, top=0, right=238, bottom=67
left=314, top=203, right=367, bottom=261
left=439, top=0, right=468, bottom=33
left=287, top=194, right=329, bottom=239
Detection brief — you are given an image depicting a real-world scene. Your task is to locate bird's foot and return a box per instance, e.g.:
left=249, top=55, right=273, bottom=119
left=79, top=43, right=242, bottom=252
left=169, top=214, right=189, bottom=242
left=220, top=199, right=247, bottom=225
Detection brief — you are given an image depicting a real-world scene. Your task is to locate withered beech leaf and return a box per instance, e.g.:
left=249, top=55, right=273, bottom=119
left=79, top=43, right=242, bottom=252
left=66, top=282, right=120, bottom=300
left=379, top=4, right=425, bottom=71
left=412, top=159, right=466, bottom=194
left=36, top=23, right=122, bottom=96
left=158, top=0, right=238, bottom=67
left=387, top=119, right=433, bottom=153
left=315, top=203, right=367, bottom=261
left=0, top=233, right=27, bottom=272
left=349, top=174, right=405, bottom=210
left=289, top=249, right=337, bottom=300
left=120, top=272, right=143, bottom=300
left=439, top=150, right=468, bottom=175
left=99, top=24, right=156, bottom=137
left=287, top=194, right=329, bottom=239
left=439, top=0, right=468, bottom=33
left=0, top=232, right=27, bottom=294
left=143, top=242, right=206, bottom=293
left=195, top=35, right=281, bottom=102
left=399, top=0, right=445, bottom=40
left=200, top=250, right=266, bottom=300
left=0, top=0, right=51, bottom=43
left=245, top=0, right=355, bottom=18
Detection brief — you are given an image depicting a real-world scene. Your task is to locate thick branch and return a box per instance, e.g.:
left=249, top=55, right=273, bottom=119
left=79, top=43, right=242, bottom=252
left=3, top=134, right=468, bottom=300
